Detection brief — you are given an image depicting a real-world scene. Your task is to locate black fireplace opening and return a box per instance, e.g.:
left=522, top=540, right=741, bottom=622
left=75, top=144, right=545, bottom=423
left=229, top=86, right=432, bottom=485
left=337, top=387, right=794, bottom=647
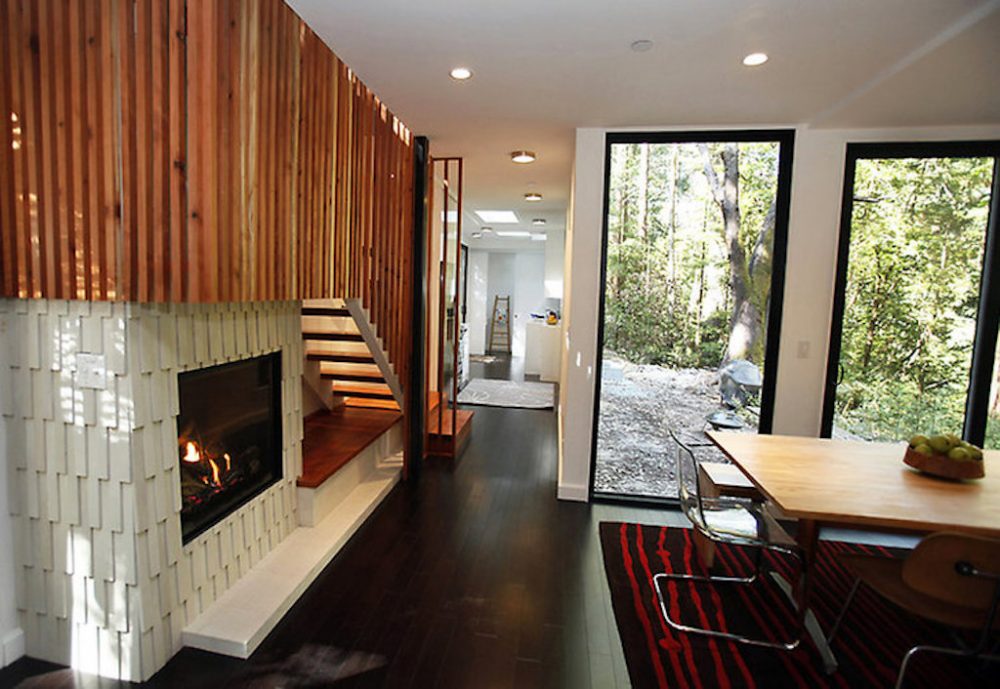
left=177, top=352, right=283, bottom=544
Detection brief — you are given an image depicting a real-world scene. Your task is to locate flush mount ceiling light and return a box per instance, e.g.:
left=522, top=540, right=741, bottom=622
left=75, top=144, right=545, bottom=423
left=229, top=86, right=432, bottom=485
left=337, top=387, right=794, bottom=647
left=532, top=218, right=546, bottom=226
left=471, top=232, right=482, bottom=239
left=742, top=52, right=768, bottom=67
left=449, top=66, right=473, bottom=80
left=510, top=150, right=536, bottom=164
left=480, top=226, right=494, bottom=234
left=475, top=210, right=519, bottom=224
left=630, top=39, right=654, bottom=53
left=524, top=192, right=543, bottom=202
left=497, top=231, right=531, bottom=238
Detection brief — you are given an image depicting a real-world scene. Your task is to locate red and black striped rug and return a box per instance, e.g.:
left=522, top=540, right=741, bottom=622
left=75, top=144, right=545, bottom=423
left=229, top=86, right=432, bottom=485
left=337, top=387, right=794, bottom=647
left=600, top=523, right=990, bottom=689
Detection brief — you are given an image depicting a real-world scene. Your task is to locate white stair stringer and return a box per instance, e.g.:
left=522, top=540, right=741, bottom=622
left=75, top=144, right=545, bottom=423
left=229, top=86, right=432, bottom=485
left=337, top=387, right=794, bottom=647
left=302, top=355, right=338, bottom=414
left=344, top=298, right=404, bottom=408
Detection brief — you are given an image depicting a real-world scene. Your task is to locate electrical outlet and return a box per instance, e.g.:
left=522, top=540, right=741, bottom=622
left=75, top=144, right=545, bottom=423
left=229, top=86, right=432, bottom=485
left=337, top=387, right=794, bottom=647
left=76, top=353, right=108, bottom=390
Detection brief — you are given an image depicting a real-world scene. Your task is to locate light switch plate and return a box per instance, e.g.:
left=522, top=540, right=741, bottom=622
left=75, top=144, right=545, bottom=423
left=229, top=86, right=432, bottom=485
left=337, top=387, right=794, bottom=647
left=76, top=353, right=108, bottom=390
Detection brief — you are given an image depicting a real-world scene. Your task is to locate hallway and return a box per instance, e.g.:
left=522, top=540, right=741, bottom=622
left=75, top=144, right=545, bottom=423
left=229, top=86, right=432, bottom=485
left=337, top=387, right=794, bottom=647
left=1, top=406, right=678, bottom=689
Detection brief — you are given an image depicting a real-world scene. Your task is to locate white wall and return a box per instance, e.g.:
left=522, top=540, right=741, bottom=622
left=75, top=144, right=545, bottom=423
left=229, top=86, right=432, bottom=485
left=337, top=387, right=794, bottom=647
left=558, top=123, right=1000, bottom=501
left=512, top=252, right=546, bottom=357
left=467, top=249, right=490, bottom=355
left=1, top=412, right=25, bottom=668
left=559, top=129, right=605, bottom=500
left=544, top=229, right=565, bottom=302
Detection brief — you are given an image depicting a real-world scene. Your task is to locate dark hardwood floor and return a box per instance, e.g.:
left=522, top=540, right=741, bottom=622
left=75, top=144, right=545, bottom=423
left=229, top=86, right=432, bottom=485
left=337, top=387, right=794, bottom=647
left=1, top=405, right=683, bottom=689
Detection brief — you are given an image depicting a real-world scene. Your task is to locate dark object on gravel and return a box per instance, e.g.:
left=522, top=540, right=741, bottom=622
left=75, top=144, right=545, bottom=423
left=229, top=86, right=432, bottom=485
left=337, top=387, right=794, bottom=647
left=719, top=360, right=762, bottom=408
left=706, top=409, right=745, bottom=430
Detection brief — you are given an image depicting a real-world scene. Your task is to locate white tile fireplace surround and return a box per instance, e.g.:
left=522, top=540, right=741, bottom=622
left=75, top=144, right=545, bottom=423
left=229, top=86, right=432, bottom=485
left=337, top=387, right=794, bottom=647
left=0, top=299, right=304, bottom=681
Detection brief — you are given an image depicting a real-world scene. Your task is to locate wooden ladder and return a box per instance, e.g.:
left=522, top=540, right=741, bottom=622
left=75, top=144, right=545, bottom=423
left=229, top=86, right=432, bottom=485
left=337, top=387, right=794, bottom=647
left=488, top=295, right=511, bottom=354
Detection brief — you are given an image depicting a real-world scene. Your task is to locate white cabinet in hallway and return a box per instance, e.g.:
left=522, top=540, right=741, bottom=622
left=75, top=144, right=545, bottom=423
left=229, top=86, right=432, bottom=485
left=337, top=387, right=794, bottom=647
left=525, top=320, right=562, bottom=382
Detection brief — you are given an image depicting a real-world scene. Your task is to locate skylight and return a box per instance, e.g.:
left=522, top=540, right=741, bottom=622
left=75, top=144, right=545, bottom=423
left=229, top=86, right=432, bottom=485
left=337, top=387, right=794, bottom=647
left=475, top=210, right=519, bottom=224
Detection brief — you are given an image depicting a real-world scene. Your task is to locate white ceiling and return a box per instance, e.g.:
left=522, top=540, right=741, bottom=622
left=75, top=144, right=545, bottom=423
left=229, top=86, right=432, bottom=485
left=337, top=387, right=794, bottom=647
left=287, top=0, right=1000, bottom=244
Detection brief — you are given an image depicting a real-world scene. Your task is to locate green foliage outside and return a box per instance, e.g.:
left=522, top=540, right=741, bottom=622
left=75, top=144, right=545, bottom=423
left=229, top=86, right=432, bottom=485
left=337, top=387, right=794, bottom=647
left=603, top=144, right=1000, bottom=449
left=835, top=157, right=999, bottom=448
left=603, top=142, right=779, bottom=370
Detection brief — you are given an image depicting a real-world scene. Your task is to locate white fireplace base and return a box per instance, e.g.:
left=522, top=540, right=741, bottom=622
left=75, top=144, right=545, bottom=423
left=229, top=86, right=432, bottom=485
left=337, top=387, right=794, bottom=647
left=182, top=455, right=401, bottom=658
left=0, top=299, right=305, bottom=681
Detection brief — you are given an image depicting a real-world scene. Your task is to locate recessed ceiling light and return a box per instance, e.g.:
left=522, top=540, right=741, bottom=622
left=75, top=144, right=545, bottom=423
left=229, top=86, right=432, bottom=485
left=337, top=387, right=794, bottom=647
left=742, top=52, right=768, bottom=67
left=532, top=218, right=546, bottom=226
left=630, top=40, right=654, bottom=53
left=497, top=231, right=531, bottom=238
left=524, top=192, right=543, bottom=202
left=475, top=210, right=519, bottom=223
left=510, top=151, right=536, bottom=164
left=449, top=66, right=473, bottom=80
left=531, top=233, right=546, bottom=241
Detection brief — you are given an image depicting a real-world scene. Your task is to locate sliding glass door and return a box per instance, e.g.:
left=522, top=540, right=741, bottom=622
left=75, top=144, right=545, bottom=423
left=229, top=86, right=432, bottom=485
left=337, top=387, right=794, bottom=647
left=823, top=142, right=1000, bottom=448
left=590, top=131, right=794, bottom=501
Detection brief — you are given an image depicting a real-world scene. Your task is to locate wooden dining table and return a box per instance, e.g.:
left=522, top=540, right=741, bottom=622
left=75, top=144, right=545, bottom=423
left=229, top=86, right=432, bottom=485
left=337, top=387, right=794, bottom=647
left=705, top=431, right=1000, bottom=672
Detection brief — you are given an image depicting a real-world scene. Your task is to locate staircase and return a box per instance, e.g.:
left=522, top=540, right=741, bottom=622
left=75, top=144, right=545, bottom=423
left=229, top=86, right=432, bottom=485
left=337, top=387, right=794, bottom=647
left=302, top=298, right=403, bottom=411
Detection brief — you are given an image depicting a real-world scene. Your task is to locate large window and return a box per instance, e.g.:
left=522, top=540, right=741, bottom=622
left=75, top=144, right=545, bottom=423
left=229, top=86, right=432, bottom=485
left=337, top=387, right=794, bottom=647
left=823, top=142, right=1000, bottom=448
left=590, top=131, right=794, bottom=502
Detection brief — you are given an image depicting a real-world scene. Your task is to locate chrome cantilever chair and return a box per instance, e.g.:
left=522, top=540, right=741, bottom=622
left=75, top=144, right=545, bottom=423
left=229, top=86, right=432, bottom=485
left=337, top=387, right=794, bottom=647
left=653, top=430, right=805, bottom=651
left=829, top=532, right=1000, bottom=689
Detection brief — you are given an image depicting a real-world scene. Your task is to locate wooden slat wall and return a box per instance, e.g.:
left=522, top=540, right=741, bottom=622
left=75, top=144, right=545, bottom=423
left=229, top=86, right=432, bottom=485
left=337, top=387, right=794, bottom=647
left=0, top=0, right=416, bottom=390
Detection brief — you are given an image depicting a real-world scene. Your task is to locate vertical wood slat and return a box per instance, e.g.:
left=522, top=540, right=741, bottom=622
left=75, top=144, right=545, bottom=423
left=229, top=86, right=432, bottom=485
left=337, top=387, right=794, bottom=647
left=0, top=0, right=18, bottom=296
left=0, top=0, right=417, bottom=401
left=67, top=0, right=86, bottom=299
left=168, top=0, right=186, bottom=302
left=37, top=0, right=57, bottom=298
left=117, top=0, right=136, bottom=301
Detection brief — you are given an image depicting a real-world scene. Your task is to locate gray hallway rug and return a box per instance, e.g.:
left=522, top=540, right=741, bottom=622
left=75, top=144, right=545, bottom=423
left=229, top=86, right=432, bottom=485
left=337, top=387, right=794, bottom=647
left=457, top=378, right=555, bottom=409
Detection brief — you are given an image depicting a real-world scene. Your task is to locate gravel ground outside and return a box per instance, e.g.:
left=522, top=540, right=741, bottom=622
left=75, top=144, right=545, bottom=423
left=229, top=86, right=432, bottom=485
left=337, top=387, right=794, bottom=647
left=594, top=354, right=756, bottom=499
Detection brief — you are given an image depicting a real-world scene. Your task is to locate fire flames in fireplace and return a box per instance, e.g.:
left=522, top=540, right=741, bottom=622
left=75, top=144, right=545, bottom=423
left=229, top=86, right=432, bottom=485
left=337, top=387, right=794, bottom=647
left=178, top=435, right=263, bottom=511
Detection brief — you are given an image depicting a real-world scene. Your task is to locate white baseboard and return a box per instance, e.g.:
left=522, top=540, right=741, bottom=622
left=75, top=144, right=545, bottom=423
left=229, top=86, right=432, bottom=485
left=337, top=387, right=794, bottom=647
left=557, top=482, right=589, bottom=502
left=1, top=627, right=25, bottom=668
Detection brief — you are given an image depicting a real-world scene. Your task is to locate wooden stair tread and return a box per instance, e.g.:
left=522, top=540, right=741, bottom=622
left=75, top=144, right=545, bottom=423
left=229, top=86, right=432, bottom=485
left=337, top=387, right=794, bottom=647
left=333, top=382, right=394, bottom=400
left=307, top=352, right=375, bottom=364
left=303, top=332, right=364, bottom=342
left=299, top=407, right=402, bottom=488
left=302, top=307, right=351, bottom=317
left=345, top=398, right=400, bottom=411
left=427, top=390, right=443, bottom=415
left=426, top=406, right=475, bottom=460
left=427, top=407, right=474, bottom=437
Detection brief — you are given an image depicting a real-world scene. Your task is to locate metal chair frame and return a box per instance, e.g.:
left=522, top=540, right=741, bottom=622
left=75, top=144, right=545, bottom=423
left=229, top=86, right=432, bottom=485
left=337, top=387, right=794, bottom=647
left=828, top=558, right=1000, bottom=689
left=653, top=430, right=806, bottom=651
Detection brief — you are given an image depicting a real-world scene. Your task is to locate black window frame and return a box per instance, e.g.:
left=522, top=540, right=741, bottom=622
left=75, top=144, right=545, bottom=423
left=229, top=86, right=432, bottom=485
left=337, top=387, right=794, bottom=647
left=821, top=140, right=1000, bottom=444
left=589, top=129, right=796, bottom=505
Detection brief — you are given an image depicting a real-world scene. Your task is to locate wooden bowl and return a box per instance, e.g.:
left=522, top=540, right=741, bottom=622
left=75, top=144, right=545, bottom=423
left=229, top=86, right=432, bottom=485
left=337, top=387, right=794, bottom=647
left=904, top=447, right=984, bottom=480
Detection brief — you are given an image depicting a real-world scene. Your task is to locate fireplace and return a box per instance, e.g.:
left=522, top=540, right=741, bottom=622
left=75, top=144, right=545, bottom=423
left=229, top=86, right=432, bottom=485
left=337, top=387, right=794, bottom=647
left=177, top=352, right=284, bottom=543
